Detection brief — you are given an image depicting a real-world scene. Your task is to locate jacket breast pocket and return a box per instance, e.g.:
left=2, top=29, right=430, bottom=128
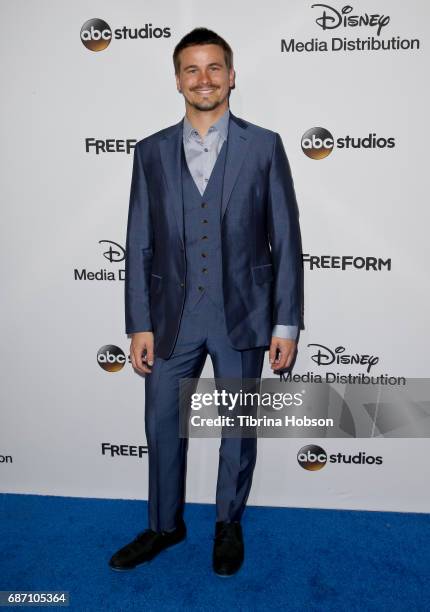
left=251, top=263, right=274, bottom=285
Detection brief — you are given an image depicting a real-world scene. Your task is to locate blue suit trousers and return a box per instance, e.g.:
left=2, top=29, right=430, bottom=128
left=144, top=293, right=266, bottom=532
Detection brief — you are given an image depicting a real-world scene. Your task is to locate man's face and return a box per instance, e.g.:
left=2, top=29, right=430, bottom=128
left=175, top=44, right=235, bottom=112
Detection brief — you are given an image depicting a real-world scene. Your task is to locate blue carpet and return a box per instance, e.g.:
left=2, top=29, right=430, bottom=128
left=1, top=493, right=429, bottom=611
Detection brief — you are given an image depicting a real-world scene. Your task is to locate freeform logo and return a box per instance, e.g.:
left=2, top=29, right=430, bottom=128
left=302, top=254, right=392, bottom=271
left=297, top=445, right=383, bottom=470
left=80, top=18, right=171, bottom=52
left=101, top=443, right=148, bottom=458
left=85, top=138, right=137, bottom=154
left=97, top=345, right=129, bottom=372
left=297, top=445, right=327, bottom=470
left=301, top=127, right=395, bottom=159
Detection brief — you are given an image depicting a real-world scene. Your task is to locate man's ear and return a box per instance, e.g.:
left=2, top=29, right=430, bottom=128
left=230, top=68, right=236, bottom=89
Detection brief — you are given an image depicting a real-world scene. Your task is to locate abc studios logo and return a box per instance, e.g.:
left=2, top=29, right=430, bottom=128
left=302, top=127, right=395, bottom=158
left=81, top=18, right=171, bottom=51
left=298, top=445, right=383, bottom=469
left=297, top=445, right=327, bottom=470
left=81, top=19, right=112, bottom=52
left=97, top=345, right=128, bottom=372
left=301, top=127, right=334, bottom=160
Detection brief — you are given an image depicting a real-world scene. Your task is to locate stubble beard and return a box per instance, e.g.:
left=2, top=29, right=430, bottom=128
left=183, top=88, right=230, bottom=112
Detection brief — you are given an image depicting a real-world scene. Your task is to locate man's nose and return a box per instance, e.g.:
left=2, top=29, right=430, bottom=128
left=198, top=72, right=212, bottom=84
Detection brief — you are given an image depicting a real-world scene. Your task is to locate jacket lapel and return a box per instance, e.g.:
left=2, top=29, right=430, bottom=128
left=159, top=119, right=185, bottom=247
left=221, top=112, right=251, bottom=220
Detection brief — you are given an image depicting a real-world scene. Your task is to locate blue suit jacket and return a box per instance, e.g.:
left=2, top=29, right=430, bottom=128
left=125, top=111, right=303, bottom=359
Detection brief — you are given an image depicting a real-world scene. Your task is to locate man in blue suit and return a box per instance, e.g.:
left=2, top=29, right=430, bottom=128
left=109, top=27, right=303, bottom=576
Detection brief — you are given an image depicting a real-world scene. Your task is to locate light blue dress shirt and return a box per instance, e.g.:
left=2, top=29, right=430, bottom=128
left=182, top=109, right=298, bottom=342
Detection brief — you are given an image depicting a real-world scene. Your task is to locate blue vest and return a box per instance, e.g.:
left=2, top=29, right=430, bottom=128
left=181, top=139, right=228, bottom=312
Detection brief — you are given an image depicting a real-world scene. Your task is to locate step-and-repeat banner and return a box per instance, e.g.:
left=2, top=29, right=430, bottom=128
left=1, top=1, right=429, bottom=513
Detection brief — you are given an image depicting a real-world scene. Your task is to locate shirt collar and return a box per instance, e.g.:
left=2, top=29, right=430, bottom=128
left=183, top=108, right=230, bottom=142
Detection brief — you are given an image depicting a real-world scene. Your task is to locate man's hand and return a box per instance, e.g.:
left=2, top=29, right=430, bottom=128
left=130, top=331, right=154, bottom=375
left=269, top=337, right=297, bottom=372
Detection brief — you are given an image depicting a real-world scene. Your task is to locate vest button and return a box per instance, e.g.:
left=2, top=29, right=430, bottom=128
left=201, top=235, right=208, bottom=240
left=201, top=202, right=207, bottom=208
left=201, top=253, right=207, bottom=258
left=202, top=268, right=208, bottom=273
left=202, top=219, right=208, bottom=224
left=198, top=286, right=204, bottom=291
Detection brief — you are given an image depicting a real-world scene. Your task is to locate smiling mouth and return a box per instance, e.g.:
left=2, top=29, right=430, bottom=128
left=195, top=88, right=216, bottom=93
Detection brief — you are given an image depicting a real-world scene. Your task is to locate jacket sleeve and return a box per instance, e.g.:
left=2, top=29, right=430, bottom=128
left=267, top=132, right=303, bottom=329
left=124, top=143, right=154, bottom=334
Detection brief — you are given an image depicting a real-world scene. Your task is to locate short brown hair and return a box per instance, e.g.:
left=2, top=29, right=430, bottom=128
left=173, top=27, right=233, bottom=74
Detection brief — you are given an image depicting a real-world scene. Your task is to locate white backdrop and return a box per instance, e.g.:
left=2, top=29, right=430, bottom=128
left=1, top=0, right=429, bottom=513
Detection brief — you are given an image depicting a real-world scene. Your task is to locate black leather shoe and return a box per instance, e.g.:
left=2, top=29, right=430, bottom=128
left=108, top=519, right=186, bottom=570
left=212, top=521, right=244, bottom=577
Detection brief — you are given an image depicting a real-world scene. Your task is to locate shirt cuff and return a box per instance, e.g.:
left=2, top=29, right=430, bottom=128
left=272, top=324, right=298, bottom=340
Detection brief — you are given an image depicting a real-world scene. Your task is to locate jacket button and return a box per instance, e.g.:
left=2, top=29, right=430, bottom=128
left=180, top=282, right=184, bottom=288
